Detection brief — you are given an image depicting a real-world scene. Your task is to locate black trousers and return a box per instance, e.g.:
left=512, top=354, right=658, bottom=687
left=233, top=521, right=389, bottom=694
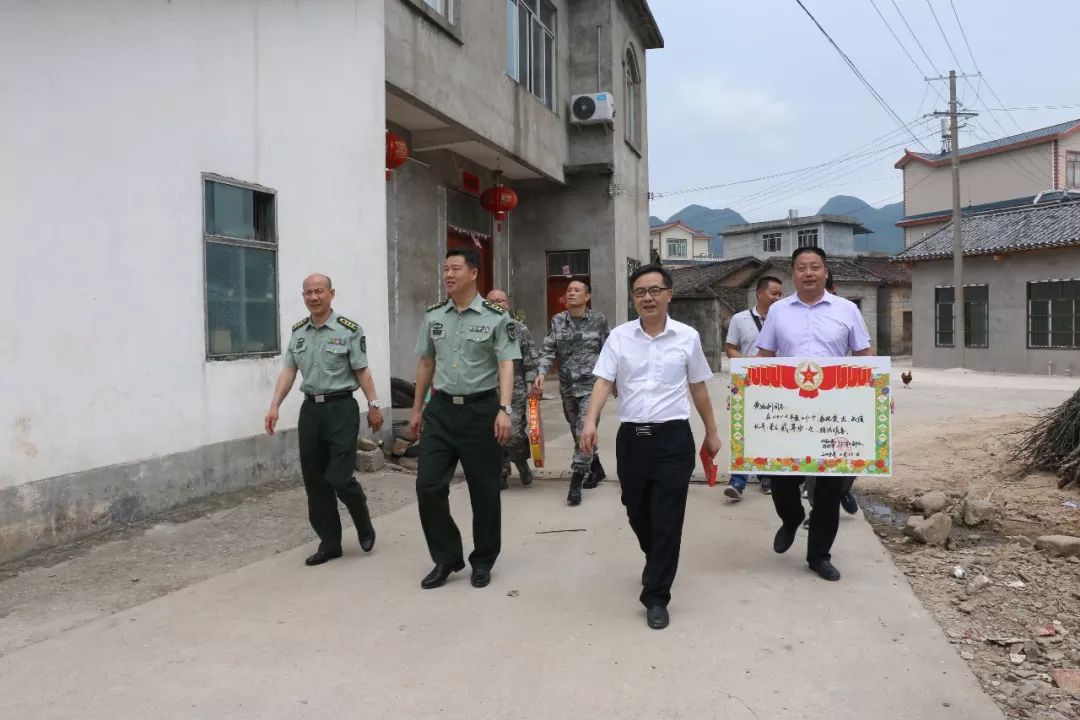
left=416, top=392, right=502, bottom=569
left=768, top=475, right=851, bottom=564
left=615, top=419, right=695, bottom=609
left=298, top=397, right=373, bottom=553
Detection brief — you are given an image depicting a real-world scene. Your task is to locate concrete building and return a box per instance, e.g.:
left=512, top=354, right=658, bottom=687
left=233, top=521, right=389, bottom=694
left=1, top=0, right=388, bottom=561
left=383, top=0, right=662, bottom=382
left=896, top=118, right=1080, bottom=248
left=893, top=198, right=1080, bottom=375
left=649, top=220, right=716, bottom=264
left=668, top=258, right=762, bottom=369
left=721, top=212, right=872, bottom=261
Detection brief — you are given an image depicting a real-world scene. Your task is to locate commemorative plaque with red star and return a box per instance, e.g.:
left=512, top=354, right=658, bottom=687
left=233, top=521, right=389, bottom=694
left=728, top=357, right=892, bottom=477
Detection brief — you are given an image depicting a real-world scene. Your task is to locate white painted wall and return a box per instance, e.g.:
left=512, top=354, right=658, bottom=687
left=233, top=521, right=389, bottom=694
left=0, top=0, right=387, bottom=490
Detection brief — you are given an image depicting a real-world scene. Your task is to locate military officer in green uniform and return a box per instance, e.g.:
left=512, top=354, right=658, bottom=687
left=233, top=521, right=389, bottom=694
left=265, top=273, right=384, bottom=567
left=409, top=249, right=520, bottom=590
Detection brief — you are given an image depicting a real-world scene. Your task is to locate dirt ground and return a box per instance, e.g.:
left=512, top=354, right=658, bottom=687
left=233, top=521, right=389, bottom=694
left=855, top=367, right=1080, bottom=720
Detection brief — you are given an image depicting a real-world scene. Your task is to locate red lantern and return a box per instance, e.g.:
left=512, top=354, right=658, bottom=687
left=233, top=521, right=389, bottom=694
left=386, top=131, right=409, bottom=181
left=480, top=178, right=518, bottom=231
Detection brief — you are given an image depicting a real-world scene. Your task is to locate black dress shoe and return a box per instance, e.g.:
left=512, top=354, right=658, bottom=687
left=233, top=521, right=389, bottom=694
left=840, top=492, right=859, bottom=515
left=471, top=566, right=492, bottom=588
left=358, top=526, right=376, bottom=553
left=809, top=560, right=841, bottom=581
left=420, top=561, right=465, bottom=589
left=773, top=523, right=801, bottom=554
left=646, top=606, right=669, bottom=629
left=304, top=548, right=343, bottom=566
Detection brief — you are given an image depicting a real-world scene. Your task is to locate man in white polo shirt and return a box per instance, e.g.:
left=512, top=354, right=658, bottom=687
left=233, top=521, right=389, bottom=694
left=724, top=274, right=784, bottom=500
left=580, top=264, right=721, bottom=630
left=755, top=247, right=871, bottom=582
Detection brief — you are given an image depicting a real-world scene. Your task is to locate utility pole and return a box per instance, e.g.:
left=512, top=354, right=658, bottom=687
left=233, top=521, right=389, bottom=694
left=930, top=70, right=978, bottom=368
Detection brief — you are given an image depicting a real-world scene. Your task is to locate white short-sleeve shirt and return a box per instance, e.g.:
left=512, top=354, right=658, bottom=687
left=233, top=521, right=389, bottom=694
left=726, top=307, right=765, bottom=357
left=592, top=317, right=713, bottom=423
left=755, top=291, right=871, bottom=357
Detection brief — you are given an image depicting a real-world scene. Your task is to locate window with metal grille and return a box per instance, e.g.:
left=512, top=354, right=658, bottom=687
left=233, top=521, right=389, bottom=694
left=1028, top=279, right=1080, bottom=349
left=203, top=176, right=279, bottom=359
left=935, top=285, right=989, bottom=349
left=447, top=189, right=491, bottom=236
left=762, top=233, right=782, bottom=253
left=797, top=228, right=819, bottom=248
left=506, top=0, right=556, bottom=111
left=546, top=250, right=590, bottom=277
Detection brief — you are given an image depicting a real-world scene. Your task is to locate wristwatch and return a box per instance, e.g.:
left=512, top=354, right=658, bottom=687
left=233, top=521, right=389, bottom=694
left=368, top=400, right=382, bottom=409
left=500, top=404, right=513, bottom=414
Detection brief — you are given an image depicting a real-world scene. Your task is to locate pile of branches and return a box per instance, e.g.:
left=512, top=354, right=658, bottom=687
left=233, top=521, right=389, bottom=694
left=1009, top=387, right=1080, bottom=489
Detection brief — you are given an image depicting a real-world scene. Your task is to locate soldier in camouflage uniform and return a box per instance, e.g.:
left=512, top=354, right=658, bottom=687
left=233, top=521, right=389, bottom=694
left=534, top=279, right=610, bottom=506
left=486, top=289, right=540, bottom=489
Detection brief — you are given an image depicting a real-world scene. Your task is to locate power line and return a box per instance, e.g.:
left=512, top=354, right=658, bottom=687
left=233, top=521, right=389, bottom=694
left=948, top=0, right=1024, bottom=133
left=925, top=0, right=963, bottom=72
left=981, top=104, right=1080, bottom=111
left=793, top=0, right=930, bottom=152
left=889, top=0, right=941, bottom=77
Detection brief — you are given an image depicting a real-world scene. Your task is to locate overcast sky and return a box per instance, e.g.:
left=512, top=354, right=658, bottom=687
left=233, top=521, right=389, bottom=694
left=646, top=0, right=1080, bottom=222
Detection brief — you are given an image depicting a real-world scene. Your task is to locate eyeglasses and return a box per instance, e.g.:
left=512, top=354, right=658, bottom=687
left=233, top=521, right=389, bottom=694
left=632, top=286, right=670, bottom=299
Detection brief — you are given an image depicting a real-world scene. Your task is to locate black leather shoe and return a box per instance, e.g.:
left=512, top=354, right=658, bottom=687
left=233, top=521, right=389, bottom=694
left=420, top=561, right=465, bottom=589
left=304, top=548, right=343, bottom=566
left=358, top=526, right=376, bottom=553
left=471, top=566, right=492, bottom=588
left=840, top=492, right=859, bottom=515
left=646, top=606, right=669, bottom=629
left=809, top=560, right=841, bottom=581
left=567, top=472, right=585, bottom=505
left=773, top=523, right=801, bottom=554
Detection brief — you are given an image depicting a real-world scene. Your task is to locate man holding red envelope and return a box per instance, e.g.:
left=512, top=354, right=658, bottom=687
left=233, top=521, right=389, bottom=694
left=581, top=264, right=721, bottom=630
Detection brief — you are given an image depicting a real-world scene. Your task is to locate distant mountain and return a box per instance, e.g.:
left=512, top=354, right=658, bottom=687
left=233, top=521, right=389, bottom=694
left=649, top=215, right=664, bottom=226
left=817, top=195, right=904, bottom=255
left=664, top=204, right=747, bottom=257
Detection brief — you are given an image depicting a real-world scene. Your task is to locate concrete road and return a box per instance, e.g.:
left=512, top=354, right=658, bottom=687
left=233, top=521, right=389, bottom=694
left=5, top=366, right=1065, bottom=719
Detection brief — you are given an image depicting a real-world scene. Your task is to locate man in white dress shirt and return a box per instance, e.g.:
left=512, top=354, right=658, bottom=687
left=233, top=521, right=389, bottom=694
left=755, top=247, right=872, bottom=582
left=580, top=264, right=722, bottom=630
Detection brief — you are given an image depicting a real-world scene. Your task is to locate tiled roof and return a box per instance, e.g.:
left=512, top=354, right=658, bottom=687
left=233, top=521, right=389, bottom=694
left=851, top=256, right=912, bottom=285
left=892, top=199, right=1080, bottom=262
left=896, top=118, right=1080, bottom=168
left=670, top=257, right=760, bottom=296
left=714, top=286, right=749, bottom=314
left=899, top=191, right=1080, bottom=225
left=758, top=257, right=885, bottom=284
left=650, top=220, right=710, bottom=238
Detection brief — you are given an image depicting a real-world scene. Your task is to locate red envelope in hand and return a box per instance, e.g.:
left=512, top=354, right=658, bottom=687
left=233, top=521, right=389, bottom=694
left=700, top=444, right=718, bottom=486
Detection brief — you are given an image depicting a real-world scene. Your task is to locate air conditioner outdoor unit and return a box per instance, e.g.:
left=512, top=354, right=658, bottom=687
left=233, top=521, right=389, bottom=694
left=570, top=92, right=615, bottom=125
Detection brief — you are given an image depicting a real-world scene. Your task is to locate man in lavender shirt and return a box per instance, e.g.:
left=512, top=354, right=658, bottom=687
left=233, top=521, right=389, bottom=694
left=755, top=246, right=872, bottom=582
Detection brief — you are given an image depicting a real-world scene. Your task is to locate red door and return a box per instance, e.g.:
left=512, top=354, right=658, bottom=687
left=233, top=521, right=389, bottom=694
left=447, top=230, right=493, bottom=297
left=545, top=274, right=592, bottom=324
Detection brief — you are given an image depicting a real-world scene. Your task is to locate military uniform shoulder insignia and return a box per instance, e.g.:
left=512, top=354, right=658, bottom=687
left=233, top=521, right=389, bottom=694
left=336, top=316, right=359, bottom=332
left=292, top=317, right=309, bottom=332
left=482, top=300, right=506, bottom=314
left=507, top=322, right=517, bottom=341
left=427, top=299, right=449, bottom=312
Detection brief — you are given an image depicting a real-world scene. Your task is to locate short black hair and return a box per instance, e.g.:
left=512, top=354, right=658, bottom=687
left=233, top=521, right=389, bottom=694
left=629, top=263, right=673, bottom=290
left=825, top=271, right=835, bottom=292
left=568, top=279, right=592, bottom=294
left=756, top=275, right=782, bottom=292
left=446, top=248, right=481, bottom=271
left=791, top=246, right=827, bottom=265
